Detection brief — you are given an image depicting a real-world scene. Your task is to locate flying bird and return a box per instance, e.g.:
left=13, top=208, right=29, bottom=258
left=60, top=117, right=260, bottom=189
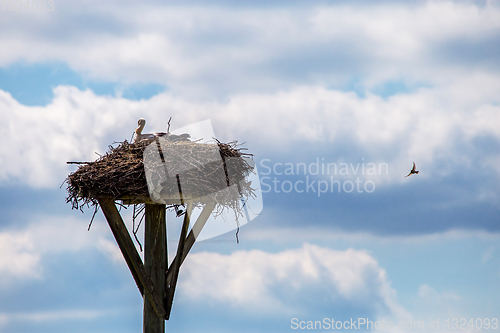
left=405, top=162, right=419, bottom=177
left=132, top=118, right=190, bottom=143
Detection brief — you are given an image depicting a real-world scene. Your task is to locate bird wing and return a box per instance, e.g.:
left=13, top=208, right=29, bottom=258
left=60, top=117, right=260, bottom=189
left=411, top=162, right=416, bottom=172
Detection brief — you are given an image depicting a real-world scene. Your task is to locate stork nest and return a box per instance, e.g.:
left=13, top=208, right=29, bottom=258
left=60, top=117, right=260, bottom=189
left=65, top=139, right=255, bottom=216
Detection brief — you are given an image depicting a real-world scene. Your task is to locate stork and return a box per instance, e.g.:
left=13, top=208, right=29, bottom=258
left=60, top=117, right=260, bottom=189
left=133, top=118, right=190, bottom=143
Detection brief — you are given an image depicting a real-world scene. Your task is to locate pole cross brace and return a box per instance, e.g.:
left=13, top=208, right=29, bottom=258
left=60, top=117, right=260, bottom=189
left=98, top=198, right=166, bottom=318
left=164, top=200, right=217, bottom=319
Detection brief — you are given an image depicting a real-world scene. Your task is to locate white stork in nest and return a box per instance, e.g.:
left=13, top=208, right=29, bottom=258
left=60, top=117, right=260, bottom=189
left=133, top=118, right=190, bottom=143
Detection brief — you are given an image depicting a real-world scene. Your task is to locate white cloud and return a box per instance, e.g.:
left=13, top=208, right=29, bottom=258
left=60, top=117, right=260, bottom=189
left=0, top=1, right=499, bottom=96
left=0, top=231, right=41, bottom=282
left=481, top=246, right=495, bottom=263
left=0, top=87, right=145, bottom=187
left=415, top=284, right=463, bottom=320
left=96, top=237, right=125, bottom=263
left=3, top=309, right=104, bottom=322
left=0, top=1, right=498, bottom=199
left=0, top=313, right=7, bottom=326
left=417, top=284, right=460, bottom=301
left=0, top=309, right=110, bottom=328
left=2, top=73, right=500, bottom=190
left=179, top=243, right=409, bottom=318
left=0, top=214, right=125, bottom=286
left=243, top=225, right=500, bottom=245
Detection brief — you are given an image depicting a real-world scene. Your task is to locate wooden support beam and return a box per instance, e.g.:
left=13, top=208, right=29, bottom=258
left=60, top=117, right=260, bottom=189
left=144, top=204, right=167, bottom=333
left=164, top=201, right=192, bottom=319
left=165, top=200, right=216, bottom=288
left=97, top=198, right=166, bottom=318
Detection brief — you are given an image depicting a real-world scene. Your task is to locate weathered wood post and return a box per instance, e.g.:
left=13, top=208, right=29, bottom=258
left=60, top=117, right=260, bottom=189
left=98, top=198, right=166, bottom=319
left=66, top=137, right=255, bottom=333
left=144, top=204, right=166, bottom=333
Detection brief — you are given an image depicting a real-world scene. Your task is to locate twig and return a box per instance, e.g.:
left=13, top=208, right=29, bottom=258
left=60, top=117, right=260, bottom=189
left=235, top=225, right=239, bottom=244
left=167, top=117, right=172, bottom=133
left=132, top=204, right=145, bottom=252
left=88, top=205, right=99, bottom=231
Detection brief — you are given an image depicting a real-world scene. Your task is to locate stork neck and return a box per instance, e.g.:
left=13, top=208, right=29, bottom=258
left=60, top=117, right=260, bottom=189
left=136, top=123, right=145, bottom=134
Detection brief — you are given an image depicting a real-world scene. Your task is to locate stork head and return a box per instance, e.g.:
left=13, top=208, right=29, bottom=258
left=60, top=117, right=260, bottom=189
left=136, top=118, right=146, bottom=130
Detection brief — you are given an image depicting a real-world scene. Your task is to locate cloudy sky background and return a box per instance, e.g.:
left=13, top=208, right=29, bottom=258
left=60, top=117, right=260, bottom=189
left=0, top=0, right=499, bottom=332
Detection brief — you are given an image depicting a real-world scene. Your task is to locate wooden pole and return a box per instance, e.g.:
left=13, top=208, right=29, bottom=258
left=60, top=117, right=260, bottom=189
left=165, top=201, right=216, bottom=287
left=164, top=201, right=192, bottom=319
left=144, top=204, right=167, bottom=333
left=99, top=198, right=216, bottom=326
left=98, top=198, right=166, bottom=319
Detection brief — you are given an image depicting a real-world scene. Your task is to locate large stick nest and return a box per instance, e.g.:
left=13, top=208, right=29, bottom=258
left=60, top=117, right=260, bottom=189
left=65, top=139, right=256, bottom=215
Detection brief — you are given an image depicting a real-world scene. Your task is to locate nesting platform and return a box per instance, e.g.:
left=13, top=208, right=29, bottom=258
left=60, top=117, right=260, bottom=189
left=65, top=139, right=255, bottom=333
left=66, top=139, right=254, bottom=209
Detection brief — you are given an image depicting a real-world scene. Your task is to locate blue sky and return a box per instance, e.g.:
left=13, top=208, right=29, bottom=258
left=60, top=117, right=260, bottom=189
left=0, top=62, right=167, bottom=106
left=1, top=0, right=500, bottom=332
